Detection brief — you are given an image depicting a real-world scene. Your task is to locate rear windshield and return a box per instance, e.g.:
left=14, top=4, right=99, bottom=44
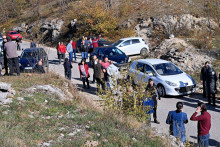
left=21, top=50, right=45, bottom=58
left=10, top=32, right=19, bottom=35
left=153, top=62, right=183, bottom=75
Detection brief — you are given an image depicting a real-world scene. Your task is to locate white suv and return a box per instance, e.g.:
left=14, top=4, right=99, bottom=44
left=112, top=37, right=149, bottom=56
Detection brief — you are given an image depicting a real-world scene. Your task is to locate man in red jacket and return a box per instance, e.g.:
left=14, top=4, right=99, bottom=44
left=71, top=40, right=77, bottom=61
left=190, top=102, right=211, bottom=147
left=58, top=42, right=66, bottom=64
left=92, top=35, right=101, bottom=49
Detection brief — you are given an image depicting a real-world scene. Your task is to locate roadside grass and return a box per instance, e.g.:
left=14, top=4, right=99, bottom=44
left=0, top=73, right=166, bottom=146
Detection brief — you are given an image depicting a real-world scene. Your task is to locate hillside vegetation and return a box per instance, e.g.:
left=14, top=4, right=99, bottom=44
left=0, top=73, right=168, bottom=146
left=0, top=0, right=219, bottom=42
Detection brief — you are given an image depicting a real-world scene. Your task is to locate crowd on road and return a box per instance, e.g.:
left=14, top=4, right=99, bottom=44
left=0, top=33, right=217, bottom=147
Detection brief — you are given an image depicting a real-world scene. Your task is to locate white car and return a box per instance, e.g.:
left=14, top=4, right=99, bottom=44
left=112, top=37, right=149, bottom=56
left=128, top=59, right=196, bottom=97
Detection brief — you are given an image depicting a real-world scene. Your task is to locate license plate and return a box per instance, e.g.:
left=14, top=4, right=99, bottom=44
left=25, top=67, right=33, bottom=69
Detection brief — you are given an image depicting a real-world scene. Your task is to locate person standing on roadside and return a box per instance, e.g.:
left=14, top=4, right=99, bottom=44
left=107, top=61, right=119, bottom=90
left=5, top=36, right=20, bottom=76
left=91, top=55, right=98, bottom=83
left=58, top=42, right=66, bottom=64
left=146, top=79, right=160, bottom=124
left=30, top=39, right=36, bottom=48
left=63, top=58, right=72, bottom=80
left=78, top=59, right=90, bottom=89
left=2, top=35, right=8, bottom=75
left=56, top=42, right=60, bottom=59
left=16, top=37, right=22, bottom=51
left=94, top=59, right=105, bottom=92
left=166, top=102, right=188, bottom=143
left=190, top=102, right=211, bottom=147
left=101, top=56, right=110, bottom=82
left=72, top=39, right=77, bottom=61
left=200, top=61, right=209, bottom=98
left=84, top=37, right=89, bottom=59
left=67, top=40, right=73, bottom=63
left=92, top=35, right=101, bottom=49
left=88, top=37, right=93, bottom=54
left=81, top=38, right=86, bottom=59
left=205, top=64, right=217, bottom=106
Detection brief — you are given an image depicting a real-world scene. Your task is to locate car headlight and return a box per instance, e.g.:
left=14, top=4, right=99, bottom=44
left=165, top=81, right=177, bottom=86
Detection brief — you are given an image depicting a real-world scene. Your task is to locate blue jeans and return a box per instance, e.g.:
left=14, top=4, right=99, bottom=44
left=73, top=49, right=76, bottom=61
left=198, top=134, right=209, bottom=147
left=82, top=52, right=86, bottom=59
left=69, top=52, right=73, bottom=62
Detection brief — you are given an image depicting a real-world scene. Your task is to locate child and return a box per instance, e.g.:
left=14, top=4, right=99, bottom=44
left=63, top=58, right=72, bottom=80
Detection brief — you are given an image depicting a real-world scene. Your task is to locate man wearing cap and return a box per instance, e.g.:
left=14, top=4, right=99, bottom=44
left=4, top=36, right=20, bottom=76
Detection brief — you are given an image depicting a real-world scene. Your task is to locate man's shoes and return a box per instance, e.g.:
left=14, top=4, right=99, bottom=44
left=91, top=81, right=95, bottom=84
left=154, top=120, right=160, bottom=124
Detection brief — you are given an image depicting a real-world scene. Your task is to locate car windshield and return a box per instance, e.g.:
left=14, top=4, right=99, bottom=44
left=21, top=51, right=39, bottom=58
left=10, top=32, right=19, bottom=35
left=102, top=48, right=124, bottom=57
left=153, top=62, right=183, bottom=75
left=112, top=40, right=123, bottom=46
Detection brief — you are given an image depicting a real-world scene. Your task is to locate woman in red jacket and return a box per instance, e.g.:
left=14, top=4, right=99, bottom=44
left=58, top=42, right=66, bottom=64
left=78, top=59, right=90, bottom=89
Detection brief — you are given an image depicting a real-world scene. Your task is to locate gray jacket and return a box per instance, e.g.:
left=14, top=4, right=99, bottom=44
left=4, top=41, right=18, bottom=59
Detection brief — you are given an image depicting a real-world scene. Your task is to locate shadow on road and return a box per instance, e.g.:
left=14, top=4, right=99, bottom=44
left=73, top=78, right=97, bottom=95
left=190, top=136, right=220, bottom=147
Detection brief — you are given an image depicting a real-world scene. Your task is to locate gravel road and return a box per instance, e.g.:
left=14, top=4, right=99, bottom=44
left=18, top=41, right=220, bottom=146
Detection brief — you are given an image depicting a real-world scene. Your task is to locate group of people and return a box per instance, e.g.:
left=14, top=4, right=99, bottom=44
left=166, top=101, right=211, bottom=147
left=57, top=35, right=101, bottom=65
left=200, top=61, right=218, bottom=106
left=1, top=35, right=20, bottom=76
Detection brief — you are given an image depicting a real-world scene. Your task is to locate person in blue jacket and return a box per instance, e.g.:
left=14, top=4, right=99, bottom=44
left=166, top=102, right=188, bottom=143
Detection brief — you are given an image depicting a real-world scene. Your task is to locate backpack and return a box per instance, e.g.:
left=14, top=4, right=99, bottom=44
left=143, top=97, right=154, bottom=114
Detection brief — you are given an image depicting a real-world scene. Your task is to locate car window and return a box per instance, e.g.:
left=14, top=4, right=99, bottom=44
left=102, top=48, right=123, bottom=57
left=153, top=63, right=183, bottom=75
left=145, top=64, right=154, bottom=74
left=136, top=62, right=144, bottom=73
left=121, top=40, right=130, bottom=47
left=132, top=39, right=140, bottom=44
left=112, top=40, right=123, bottom=46
left=21, top=51, right=38, bottom=58
left=10, top=32, right=19, bottom=35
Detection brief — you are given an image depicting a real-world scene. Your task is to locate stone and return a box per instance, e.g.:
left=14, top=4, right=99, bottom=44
left=28, top=115, right=34, bottom=119
left=43, top=142, right=51, bottom=146
left=2, top=98, right=13, bottom=105
left=84, top=140, right=98, bottom=147
left=17, top=97, right=24, bottom=101
left=0, top=82, right=11, bottom=91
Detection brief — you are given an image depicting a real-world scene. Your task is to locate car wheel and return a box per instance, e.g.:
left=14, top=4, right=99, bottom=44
left=140, top=48, right=148, bottom=58
left=157, top=85, right=166, bottom=97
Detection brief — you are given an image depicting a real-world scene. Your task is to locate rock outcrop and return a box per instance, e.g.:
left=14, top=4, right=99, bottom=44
left=0, top=82, right=16, bottom=105
left=152, top=38, right=213, bottom=72
left=134, top=14, right=218, bottom=41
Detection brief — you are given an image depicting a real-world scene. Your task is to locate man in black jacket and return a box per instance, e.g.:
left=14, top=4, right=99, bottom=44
left=200, top=61, right=209, bottom=98
left=2, top=35, right=8, bottom=75
left=94, top=59, right=105, bottom=92
left=146, top=79, right=160, bottom=124
left=206, top=64, right=217, bottom=106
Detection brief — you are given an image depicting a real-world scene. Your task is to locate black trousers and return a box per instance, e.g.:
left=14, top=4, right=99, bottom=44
left=153, top=105, right=157, bottom=121
left=202, top=81, right=207, bottom=97
left=82, top=77, right=89, bottom=88
left=96, top=78, right=105, bottom=91
left=3, top=52, right=8, bottom=75
left=58, top=53, right=65, bottom=64
left=208, top=93, right=216, bottom=105
left=8, top=57, right=20, bottom=76
left=65, top=71, right=71, bottom=80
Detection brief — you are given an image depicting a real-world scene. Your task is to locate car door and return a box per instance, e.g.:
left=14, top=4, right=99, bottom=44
left=130, top=39, right=141, bottom=55
left=133, top=62, right=145, bottom=84
left=118, top=40, right=131, bottom=55
left=143, top=64, right=157, bottom=83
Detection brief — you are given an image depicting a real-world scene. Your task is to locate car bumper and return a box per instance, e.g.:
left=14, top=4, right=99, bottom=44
left=165, top=84, right=196, bottom=96
left=114, top=63, right=129, bottom=71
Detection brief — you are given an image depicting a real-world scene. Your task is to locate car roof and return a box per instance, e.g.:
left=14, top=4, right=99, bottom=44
left=134, top=59, right=170, bottom=65
left=23, top=48, right=44, bottom=52
left=119, top=37, right=144, bottom=41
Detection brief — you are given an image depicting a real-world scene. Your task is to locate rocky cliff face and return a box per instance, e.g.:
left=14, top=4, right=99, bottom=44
left=134, top=14, right=218, bottom=42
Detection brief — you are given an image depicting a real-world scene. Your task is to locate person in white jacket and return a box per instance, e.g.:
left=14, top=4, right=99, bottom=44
left=107, top=61, right=120, bottom=90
